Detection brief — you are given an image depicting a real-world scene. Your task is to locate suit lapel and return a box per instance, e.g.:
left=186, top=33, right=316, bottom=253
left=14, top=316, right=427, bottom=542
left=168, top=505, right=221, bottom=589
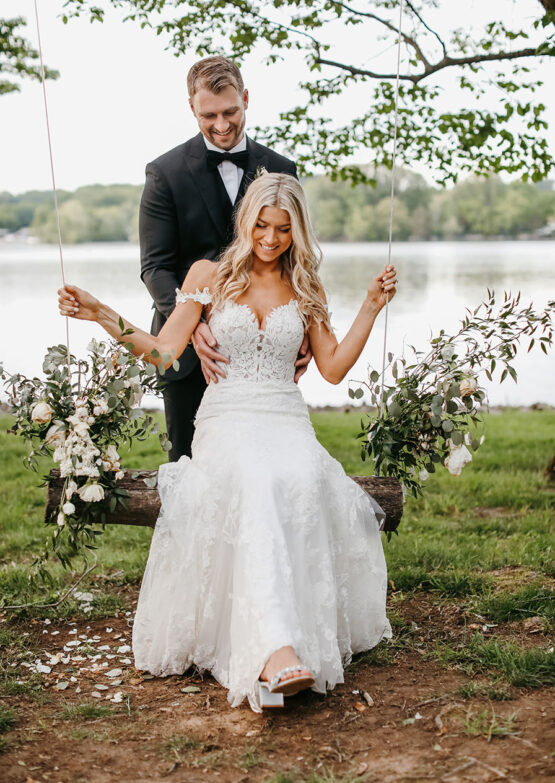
left=184, top=133, right=228, bottom=243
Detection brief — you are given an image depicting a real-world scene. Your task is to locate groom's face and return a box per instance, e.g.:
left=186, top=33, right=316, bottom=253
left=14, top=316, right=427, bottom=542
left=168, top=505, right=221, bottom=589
left=190, top=85, right=249, bottom=150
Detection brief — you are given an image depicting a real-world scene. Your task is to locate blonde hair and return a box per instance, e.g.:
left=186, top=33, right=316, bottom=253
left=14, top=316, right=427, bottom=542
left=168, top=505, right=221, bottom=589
left=212, top=174, right=331, bottom=330
left=187, top=56, right=244, bottom=98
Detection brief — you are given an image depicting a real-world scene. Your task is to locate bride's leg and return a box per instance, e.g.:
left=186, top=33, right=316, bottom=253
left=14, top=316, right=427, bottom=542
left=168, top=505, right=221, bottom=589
left=259, top=645, right=312, bottom=686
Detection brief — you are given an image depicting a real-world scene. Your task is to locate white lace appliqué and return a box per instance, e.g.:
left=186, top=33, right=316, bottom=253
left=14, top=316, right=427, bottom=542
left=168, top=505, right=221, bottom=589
left=175, top=287, right=212, bottom=305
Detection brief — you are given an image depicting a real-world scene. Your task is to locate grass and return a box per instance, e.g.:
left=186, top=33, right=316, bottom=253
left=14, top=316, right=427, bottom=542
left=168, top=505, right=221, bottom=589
left=463, top=705, right=519, bottom=741
left=434, top=632, right=555, bottom=687
left=263, top=773, right=368, bottom=783
left=456, top=681, right=514, bottom=701
left=476, top=584, right=554, bottom=623
left=56, top=701, right=117, bottom=721
left=0, top=704, right=15, bottom=734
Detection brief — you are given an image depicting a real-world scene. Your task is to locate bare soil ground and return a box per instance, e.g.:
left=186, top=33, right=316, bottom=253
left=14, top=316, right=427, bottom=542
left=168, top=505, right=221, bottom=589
left=2, top=587, right=553, bottom=783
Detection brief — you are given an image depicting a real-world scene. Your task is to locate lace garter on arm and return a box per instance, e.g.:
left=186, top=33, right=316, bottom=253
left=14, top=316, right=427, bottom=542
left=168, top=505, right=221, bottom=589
left=175, top=287, right=212, bottom=305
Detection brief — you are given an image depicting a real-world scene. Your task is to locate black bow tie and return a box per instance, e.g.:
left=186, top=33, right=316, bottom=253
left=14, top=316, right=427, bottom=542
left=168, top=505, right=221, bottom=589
left=206, top=149, right=249, bottom=171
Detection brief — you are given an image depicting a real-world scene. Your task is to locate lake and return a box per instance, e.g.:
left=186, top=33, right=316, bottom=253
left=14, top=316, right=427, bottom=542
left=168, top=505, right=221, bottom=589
left=0, top=240, right=553, bottom=409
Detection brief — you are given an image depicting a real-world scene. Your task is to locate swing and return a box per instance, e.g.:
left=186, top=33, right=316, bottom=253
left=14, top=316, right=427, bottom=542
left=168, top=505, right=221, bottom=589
left=33, top=0, right=405, bottom=534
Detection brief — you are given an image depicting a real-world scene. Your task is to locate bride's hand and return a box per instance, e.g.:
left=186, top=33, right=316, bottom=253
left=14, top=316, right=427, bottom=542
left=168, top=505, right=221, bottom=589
left=367, top=265, right=397, bottom=311
left=57, top=284, right=100, bottom=321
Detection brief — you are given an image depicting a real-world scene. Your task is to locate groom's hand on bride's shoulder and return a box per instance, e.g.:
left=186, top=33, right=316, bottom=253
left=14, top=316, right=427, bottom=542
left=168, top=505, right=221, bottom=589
left=192, top=322, right=230, bottom=384
left=294, top=334, right=312, bottom=384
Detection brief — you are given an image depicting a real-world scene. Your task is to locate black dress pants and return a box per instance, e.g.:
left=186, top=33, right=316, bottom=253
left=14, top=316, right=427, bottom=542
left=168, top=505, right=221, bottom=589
left=162, top=362, right=207, bottom=462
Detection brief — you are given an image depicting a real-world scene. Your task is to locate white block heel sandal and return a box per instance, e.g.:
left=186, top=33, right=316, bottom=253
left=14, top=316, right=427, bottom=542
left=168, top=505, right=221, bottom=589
left=259, top=665, right=315, bottom=708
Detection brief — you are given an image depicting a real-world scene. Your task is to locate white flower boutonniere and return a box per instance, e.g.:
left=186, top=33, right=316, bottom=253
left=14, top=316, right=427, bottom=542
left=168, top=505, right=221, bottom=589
left=255, top=166, right=268, bottom=179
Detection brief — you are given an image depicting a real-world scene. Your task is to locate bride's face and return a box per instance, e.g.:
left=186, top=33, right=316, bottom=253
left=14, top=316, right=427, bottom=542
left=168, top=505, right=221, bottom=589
left=252, top=207, right=292, bottom=264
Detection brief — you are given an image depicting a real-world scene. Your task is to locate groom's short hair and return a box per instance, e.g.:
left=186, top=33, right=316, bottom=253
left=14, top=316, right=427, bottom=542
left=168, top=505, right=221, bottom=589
left=187, top=57, right=244, bottom=98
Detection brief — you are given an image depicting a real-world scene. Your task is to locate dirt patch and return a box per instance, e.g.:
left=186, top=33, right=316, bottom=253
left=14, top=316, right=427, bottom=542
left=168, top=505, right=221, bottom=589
left=1, top=592, right=553, bottom=783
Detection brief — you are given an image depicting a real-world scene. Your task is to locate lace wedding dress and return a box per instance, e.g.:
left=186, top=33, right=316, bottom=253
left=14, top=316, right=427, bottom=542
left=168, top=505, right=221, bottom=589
left=132, top=291, right=392, bottom=712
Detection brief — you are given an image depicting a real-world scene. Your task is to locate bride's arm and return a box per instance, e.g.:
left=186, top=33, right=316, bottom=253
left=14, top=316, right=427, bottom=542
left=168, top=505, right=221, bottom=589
left=58, top=259, right=215, bottom=370
left=308, top=265, right=397, bottom=385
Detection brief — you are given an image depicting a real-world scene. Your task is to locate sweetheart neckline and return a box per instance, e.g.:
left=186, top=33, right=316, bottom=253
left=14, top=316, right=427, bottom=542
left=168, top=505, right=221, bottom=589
left=225, top=298, right=299, bottom=333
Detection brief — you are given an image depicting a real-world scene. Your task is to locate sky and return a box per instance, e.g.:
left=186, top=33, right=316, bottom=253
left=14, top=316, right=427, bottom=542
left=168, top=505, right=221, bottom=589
left=1, top=0, right=554, bottom=195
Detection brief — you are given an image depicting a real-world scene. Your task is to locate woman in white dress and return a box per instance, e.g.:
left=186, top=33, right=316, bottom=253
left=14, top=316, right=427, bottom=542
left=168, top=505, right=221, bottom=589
left=58, top=173, right=397, bottom=713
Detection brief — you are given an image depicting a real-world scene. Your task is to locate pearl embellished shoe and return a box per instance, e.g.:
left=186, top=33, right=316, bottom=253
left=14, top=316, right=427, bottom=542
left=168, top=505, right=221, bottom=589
left=259, top=665, right=315, bottom=707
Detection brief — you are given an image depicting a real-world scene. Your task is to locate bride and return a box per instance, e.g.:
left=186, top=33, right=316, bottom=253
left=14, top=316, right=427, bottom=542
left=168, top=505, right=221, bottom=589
left=58, top=173, right=397, bottom=713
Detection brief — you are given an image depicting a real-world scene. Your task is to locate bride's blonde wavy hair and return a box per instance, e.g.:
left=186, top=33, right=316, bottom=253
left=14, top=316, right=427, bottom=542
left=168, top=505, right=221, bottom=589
left=212, top=173, right=331, bottom=330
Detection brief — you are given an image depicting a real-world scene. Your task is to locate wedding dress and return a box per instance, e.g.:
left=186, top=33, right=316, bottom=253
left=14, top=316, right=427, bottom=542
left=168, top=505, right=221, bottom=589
left=132, top=291, right=392, bottom=712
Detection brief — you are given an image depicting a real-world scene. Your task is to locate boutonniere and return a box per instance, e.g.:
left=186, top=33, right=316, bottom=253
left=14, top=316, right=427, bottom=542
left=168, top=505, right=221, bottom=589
left=254, top=166, right=268, bottom=179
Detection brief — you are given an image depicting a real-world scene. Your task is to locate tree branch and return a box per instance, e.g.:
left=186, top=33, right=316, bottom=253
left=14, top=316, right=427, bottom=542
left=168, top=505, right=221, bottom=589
left=316, top=47, right=541, bottom=85
left=404, top=0, right=447, bottom=57
left=331, top=1, right=432, bottom=68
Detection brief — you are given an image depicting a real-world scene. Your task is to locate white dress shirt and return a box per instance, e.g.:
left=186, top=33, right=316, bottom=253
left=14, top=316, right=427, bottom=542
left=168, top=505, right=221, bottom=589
left=203, top=134, right=247, bottom=204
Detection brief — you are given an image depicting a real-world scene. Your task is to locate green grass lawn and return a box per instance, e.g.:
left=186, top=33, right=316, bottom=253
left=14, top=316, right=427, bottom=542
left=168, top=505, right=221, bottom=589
left=0, top=409, right=553, bottom=617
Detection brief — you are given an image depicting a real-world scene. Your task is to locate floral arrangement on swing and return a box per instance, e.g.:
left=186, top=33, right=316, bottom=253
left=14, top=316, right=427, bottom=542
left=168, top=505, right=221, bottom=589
left=0, top=325, right=173, bottom=583
left=350, top=290, right=553, bottom=510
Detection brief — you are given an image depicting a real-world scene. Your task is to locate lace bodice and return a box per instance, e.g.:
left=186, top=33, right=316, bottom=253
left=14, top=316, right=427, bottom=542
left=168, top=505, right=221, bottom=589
left=208, top=297, right=305, bottom=385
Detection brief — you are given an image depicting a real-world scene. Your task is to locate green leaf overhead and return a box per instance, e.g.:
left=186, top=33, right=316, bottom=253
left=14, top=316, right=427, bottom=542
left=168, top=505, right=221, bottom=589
left=59, top=0, right=554, bottom=183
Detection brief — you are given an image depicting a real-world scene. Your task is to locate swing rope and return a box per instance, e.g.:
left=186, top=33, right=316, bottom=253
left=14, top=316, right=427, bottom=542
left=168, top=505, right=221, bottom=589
left=32, top=0, right=71, bottom=374
left=379, top=0, right=404, bottom=417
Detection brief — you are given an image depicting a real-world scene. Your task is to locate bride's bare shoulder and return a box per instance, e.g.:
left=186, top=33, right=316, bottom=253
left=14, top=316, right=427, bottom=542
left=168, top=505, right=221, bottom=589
left=184, top=258, right=218, bottom=291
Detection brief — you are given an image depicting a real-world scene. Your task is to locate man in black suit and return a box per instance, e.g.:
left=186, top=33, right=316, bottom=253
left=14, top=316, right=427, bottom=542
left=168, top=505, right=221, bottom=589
left=140, top=56, right=303, bottom=461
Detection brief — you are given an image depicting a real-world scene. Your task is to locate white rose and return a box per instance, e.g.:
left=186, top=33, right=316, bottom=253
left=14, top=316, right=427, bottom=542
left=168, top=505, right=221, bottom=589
left=115, top=470, right=125, bottom=481
left=57, top=512, right=65, bottom=527
left=78, top=483, right=105, bottom=503
left=45, top=421, right=66, bottom=446
left=62, top=501, right=76, bottom=515
left=459, top=376, right=478, bottom=397
left=65, top=480, right=78, bottom=500
left=444, top=442, right=473, bottom=477
left=31, top=401, right=54, bottom=424
left=441, top=345, right=455, bottom=361
left=419, top=469, right=429, bottom=482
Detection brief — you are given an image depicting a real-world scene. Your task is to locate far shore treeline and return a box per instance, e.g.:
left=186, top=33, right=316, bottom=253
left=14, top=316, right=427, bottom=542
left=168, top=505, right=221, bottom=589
left=1, top=169, right=554, bottom=244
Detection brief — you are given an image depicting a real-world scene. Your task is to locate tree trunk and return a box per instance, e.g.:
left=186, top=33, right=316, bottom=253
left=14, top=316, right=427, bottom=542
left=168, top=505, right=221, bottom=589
left=46, top=469, right=403, bottom=532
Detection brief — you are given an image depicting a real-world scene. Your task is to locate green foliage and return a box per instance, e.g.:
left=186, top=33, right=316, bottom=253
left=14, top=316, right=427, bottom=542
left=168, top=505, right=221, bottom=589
left=0, top=17, right=58, bottom=95
left=356, top=291, right=554, bottom=496
left=2, top=176, right=554, bottom=242
left=29, top=184, right=142, bottom=243
left=60, top=0, right=555, bottom=184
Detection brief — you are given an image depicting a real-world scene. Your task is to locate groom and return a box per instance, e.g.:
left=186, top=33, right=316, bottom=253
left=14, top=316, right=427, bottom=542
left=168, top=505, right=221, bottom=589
left=140, top=56, right=302, bottom=462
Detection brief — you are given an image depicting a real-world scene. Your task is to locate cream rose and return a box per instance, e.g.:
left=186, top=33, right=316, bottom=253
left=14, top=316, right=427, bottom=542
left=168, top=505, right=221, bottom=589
left=77, top=483, right=105, bottom=503
left=31, top=401, right=54, bottom=424
left=62, top=501, right=76, bottom=515
left=45, top=421, right=66, bottom=446
left=459, top=376, right=478, bottom=397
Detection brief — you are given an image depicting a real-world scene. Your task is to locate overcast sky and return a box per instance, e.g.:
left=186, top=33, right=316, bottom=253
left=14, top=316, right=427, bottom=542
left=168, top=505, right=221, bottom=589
left=2, top=0, right=553, bottom=194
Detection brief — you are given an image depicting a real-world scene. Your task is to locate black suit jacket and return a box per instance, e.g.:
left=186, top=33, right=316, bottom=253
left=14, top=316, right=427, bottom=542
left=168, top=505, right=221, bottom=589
left=139, top=132, right=297, bottom=380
